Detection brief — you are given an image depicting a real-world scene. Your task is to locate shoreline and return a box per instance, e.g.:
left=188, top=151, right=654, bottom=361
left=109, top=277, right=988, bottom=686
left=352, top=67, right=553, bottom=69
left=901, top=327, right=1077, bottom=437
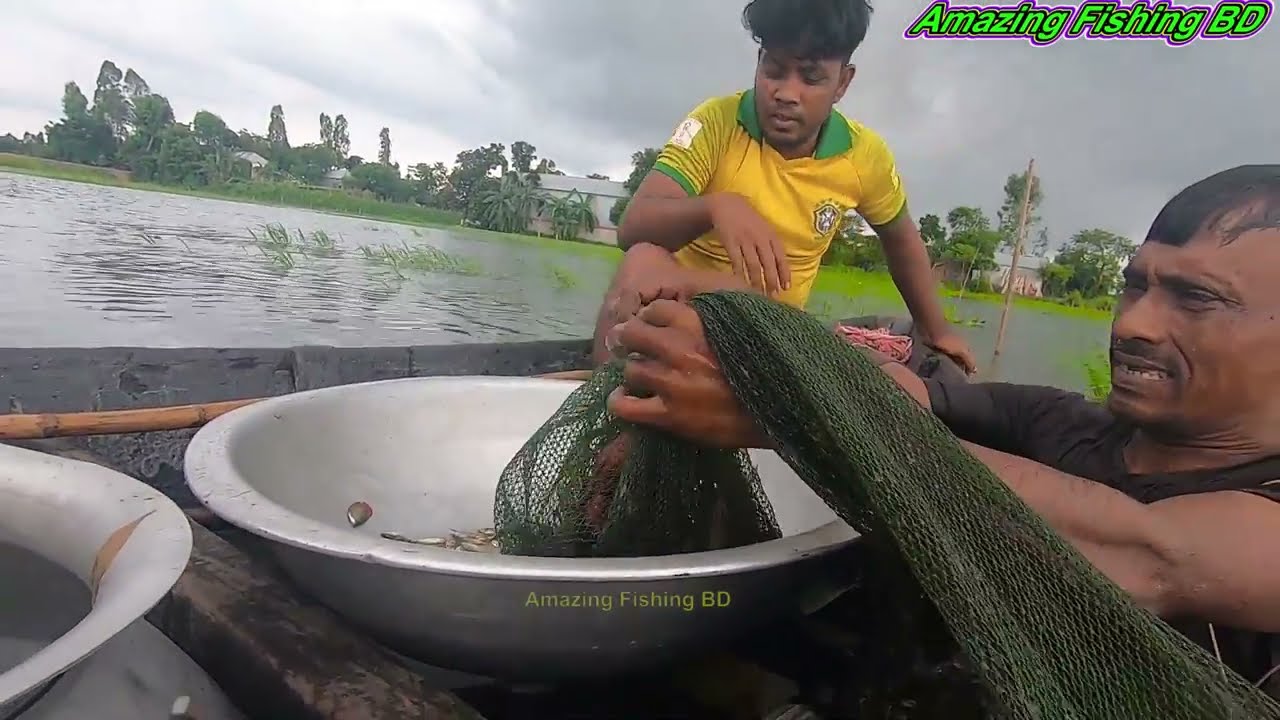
left=1, top=157, right=1109, bottom=321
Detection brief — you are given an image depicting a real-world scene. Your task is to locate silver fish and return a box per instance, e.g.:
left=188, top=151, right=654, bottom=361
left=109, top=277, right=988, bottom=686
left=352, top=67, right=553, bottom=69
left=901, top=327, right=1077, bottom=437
left=380, top=532, right=446, bottom=546
left=381, top=527, right=501, bottom=552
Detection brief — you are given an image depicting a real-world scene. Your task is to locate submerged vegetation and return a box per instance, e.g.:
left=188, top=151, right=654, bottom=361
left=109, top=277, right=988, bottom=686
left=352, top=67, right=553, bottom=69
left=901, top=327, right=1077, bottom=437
left=247, top=223, right=340, bottom=270
left=1079, top=352, right=1112, bottom=403
left=356, top=241, right=482, bottom=278
left=243, top=222, right=595, bottom=295
left=7, top=57, right=1130, bottom=320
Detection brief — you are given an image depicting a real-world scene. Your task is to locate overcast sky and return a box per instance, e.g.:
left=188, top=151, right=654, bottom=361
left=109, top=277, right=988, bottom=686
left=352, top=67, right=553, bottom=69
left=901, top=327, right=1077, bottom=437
left=1, top=1, right=1275, bottom=249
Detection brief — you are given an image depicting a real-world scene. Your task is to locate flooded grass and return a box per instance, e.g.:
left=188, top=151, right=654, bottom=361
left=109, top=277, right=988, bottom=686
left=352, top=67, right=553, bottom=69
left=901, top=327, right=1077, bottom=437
left=356, top=241, right=483, bottom=278
left=812, top=265, right=1111, bottom=321
left=246, top=222, right=345, bottom=271
left=243, top=222, right=485, bottom=282
left=0, top=152, right=127, bottom=184
left=138, top=230, right=191, bottom=251
left=545, top=262, right=579, bottom=290
left=1078, top=351, right=1111, bottom=402
left=944, top=305, right=986, bottom=328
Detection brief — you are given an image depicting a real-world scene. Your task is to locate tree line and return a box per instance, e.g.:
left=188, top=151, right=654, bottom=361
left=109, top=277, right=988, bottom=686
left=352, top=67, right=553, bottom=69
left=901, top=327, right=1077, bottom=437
left=1, top=61, right=1133, bottom=302
left=0, top=60, right=610, bottom=241
left=825, top=170, right=1136, bottom=307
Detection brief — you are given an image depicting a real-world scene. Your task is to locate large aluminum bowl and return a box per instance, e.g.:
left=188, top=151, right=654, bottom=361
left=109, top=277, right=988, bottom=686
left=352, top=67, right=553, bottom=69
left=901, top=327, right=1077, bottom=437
left=184, top=376, right=859, bottom=680
left=0, top=444, right=192, bottom=712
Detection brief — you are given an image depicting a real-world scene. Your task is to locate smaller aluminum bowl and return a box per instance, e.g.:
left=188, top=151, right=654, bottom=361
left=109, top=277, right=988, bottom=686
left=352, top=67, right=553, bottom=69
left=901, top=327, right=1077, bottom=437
left=185, top=376, right=860, bottom=680
left=0, top=444, right=192, bottom=713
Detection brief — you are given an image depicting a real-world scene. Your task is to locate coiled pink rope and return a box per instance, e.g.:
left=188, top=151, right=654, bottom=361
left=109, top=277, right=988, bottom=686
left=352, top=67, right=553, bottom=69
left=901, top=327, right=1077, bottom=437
left=834, top=324, right=914, bottom=363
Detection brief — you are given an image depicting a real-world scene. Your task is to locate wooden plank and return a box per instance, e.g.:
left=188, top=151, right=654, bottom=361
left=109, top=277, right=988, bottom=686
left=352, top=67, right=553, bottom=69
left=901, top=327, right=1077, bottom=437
left=145, top=520, right=487, bottom=720
left=0, top=371, right=591, bottom=440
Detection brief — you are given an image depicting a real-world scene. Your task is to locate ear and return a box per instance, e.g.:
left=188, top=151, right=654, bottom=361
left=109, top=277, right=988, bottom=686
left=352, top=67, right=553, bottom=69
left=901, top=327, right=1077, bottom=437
left=834, top=64, right=856, bottom=104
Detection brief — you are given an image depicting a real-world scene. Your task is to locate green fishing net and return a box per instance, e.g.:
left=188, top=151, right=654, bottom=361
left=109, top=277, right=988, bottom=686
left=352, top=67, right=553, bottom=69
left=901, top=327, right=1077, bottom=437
left=493, top=360, right=783, bottom=557
left=493, top=290, right=1280, bottom=719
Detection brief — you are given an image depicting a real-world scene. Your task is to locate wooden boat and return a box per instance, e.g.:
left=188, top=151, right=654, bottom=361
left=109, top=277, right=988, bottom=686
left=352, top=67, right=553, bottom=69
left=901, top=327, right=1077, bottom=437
left=0, top=320, right=980, bottom=720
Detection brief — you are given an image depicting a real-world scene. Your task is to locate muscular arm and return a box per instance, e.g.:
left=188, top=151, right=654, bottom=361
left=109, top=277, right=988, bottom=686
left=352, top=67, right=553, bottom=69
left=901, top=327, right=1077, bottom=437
left=964, top=442, right=1280, bottom=631
left=873, top=213, right=952, bottom=343
left=616, top=173, right=717, bottom=252
left=869, top=355, right=1280, bottom=630
left=856, top=131, right=952, bottom=343
left=618, top=98, right=732, bottom=252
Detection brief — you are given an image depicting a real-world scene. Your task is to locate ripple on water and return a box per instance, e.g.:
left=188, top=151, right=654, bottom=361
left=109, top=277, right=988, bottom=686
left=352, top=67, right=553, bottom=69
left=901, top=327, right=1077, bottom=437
left=0, top=172, right=614, bottom=347
left=0, top=173, right=1109, bottom=390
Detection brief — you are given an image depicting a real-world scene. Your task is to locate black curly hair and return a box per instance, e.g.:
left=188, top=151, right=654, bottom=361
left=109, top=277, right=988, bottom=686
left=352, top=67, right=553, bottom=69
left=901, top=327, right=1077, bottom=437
left=1147, top=165, right=1280, bottom=246
left=742, top=0, right=874, bottom=62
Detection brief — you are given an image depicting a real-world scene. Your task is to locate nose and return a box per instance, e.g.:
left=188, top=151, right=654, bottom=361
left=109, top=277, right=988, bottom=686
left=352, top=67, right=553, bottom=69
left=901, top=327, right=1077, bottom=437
left=1111, top=290, right=1168, bottom=347
left=771, top=76, right=803, bottom=107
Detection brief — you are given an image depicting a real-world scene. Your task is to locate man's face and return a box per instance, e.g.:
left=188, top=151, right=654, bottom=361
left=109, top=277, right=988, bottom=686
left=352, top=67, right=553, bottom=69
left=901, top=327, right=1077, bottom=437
left=753, top=49, right=853, bottom=153
left=1107, top=219, right=1280, bottom=438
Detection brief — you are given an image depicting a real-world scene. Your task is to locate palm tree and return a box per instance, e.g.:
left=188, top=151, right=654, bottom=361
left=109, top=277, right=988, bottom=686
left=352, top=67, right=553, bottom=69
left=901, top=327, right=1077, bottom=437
left=545, top=190, right=597, bottom=241
left=469, top=171, right=547, bottom=234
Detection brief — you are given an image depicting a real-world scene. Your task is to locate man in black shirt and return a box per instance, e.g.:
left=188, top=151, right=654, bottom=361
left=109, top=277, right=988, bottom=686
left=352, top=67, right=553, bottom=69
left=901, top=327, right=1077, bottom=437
left=603, top=164, right=1280, bottom=691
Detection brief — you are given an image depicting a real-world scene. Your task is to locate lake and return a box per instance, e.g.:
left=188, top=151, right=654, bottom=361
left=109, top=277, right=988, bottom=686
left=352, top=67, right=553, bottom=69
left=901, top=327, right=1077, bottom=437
left=0, top=172, right=1108, bottom=392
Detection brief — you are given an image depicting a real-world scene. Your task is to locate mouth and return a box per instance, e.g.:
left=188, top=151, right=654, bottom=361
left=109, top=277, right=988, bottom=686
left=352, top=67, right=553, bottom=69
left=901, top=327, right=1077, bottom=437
left=1111, top=351, right=1173, bottom=382
left=769, top=113, right=799, bottom=129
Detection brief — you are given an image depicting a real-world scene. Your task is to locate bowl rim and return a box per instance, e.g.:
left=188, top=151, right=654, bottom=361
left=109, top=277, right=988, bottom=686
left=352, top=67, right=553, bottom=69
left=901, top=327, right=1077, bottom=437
left=184, top=375, right=860, bottom=582
left=0, top=444, right=192, bottom=705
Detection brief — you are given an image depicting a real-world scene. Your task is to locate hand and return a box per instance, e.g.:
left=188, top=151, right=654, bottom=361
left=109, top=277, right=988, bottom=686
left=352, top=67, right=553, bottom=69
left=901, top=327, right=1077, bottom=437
left=924, top=331, right=978, bottom=375
left=604, top=300, right=766, bottom=449
left=604, top=244, right=697, bottom=328
left=707, top=192, right=790, bottom=296
left=608, top=280, right=690, bottom=327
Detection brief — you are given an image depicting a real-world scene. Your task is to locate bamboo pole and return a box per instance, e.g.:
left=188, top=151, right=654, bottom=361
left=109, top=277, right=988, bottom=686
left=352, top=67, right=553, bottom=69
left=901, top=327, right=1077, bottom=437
left=0, top=369, right=595, bottom=440
left=992, top=158, right=1036, bottom=359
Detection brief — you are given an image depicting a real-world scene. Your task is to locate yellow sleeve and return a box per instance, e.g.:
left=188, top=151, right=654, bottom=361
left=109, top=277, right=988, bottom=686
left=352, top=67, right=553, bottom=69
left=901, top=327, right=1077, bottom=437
left=650, top=97, right=732, bottom=196
left=855, top=129, right=909, bottom=227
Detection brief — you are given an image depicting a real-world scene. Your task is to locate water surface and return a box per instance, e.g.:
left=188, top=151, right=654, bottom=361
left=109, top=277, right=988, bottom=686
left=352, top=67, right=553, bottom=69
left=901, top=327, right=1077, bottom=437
left=0, top=172, right=1108, bottom=391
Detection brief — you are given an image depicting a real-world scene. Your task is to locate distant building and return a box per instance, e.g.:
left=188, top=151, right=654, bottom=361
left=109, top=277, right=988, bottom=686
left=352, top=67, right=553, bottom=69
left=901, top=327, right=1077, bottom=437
left=839, top=209, right=874, bottom=238
left=319, top=167, right=350, bottom=189
left=931, top=250, right=1048, bottom=297
left=984, top=251, right=1047, bottom=297
left=530, top=173, right=629, bottom=245
left=232, top=151, right=268, bottom=179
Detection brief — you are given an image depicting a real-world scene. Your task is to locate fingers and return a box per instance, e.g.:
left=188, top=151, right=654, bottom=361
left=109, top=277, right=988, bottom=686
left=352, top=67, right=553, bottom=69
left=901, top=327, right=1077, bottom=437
left=756, top=243, right=782, bottom=296
left=606, top=385, right=668, bottom=428
left=944, top=348, right=977, bottom=375
left=610, top=315, right=678, bottom=364
left=620, top=353, right=665, bottom=396
left=725, top=241, right=748, bottom=289
left=634, top=298, right=694, bottom=327
left=610, top=291, right=642, bottom=324
left=772, top=236, right=791, bottom=291
left=741, top=245, right=767, bottom=293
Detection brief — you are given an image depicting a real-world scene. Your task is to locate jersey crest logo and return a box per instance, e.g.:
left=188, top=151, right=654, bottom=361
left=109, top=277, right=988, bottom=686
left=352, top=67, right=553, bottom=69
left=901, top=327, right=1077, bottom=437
left=670, top=118, right=702, bottom=149
left=813, top=202, right=841, bottom=236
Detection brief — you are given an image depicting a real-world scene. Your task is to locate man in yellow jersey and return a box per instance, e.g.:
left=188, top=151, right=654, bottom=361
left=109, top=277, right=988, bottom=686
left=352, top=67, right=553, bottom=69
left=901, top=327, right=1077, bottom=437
left=592, top=0, right=976, bottom=375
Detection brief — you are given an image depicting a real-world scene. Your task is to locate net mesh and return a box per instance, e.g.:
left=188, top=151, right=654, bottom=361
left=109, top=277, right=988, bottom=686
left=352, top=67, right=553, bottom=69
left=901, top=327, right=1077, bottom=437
left=494, top=360, right=782, bottom=557
left=493, top=290, right=1280, bottom=719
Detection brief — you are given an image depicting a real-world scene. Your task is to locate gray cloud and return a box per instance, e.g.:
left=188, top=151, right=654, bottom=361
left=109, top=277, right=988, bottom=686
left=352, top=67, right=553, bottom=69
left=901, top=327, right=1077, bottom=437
left=2, top=0, right=1277, bottom=248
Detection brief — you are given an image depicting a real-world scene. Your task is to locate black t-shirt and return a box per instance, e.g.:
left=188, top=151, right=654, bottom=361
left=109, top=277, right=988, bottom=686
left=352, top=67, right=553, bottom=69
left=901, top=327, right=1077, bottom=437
left=922, top=378, right=1280, bottom=688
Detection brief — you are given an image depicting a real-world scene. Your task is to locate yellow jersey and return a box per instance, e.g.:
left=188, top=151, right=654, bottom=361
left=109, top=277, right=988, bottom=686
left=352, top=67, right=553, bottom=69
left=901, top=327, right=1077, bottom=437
left=652, top=89, right=908, bottom=309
